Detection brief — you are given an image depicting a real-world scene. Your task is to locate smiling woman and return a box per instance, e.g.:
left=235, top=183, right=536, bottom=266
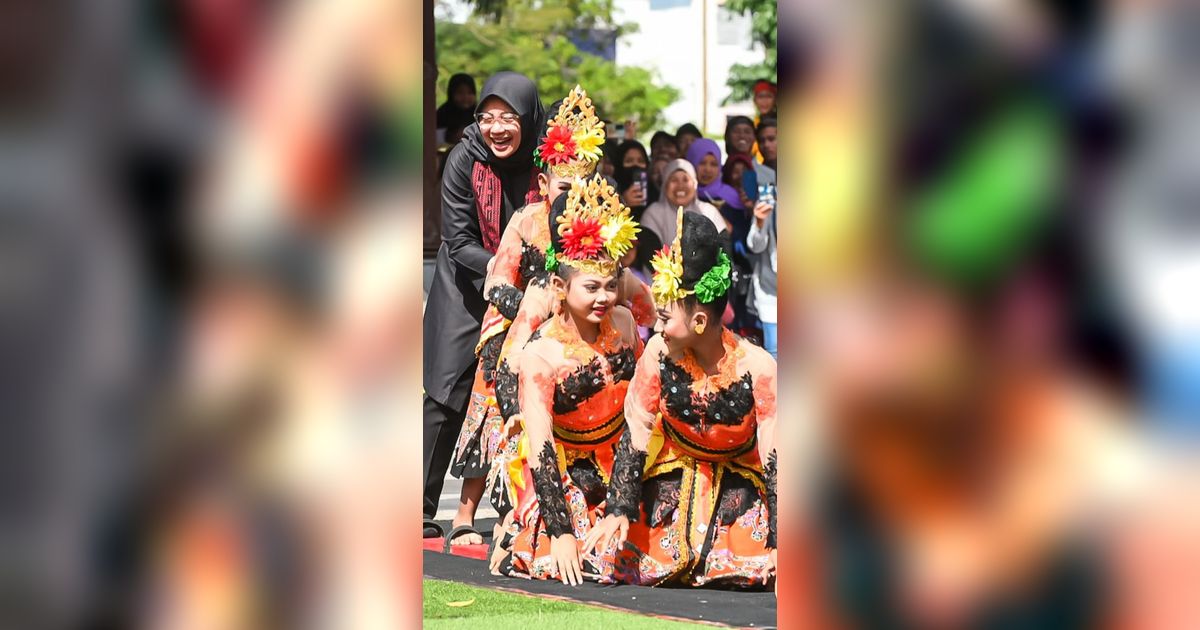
left=476, top=98, right=523, bottom=159
left=639, top=159, right=726, bottom=246
left=423, top=71, right=544, bottom=535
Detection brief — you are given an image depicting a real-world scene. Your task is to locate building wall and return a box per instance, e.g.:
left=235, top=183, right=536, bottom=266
left=614, top=0, right=762, bottom=138
left=434, top=0, right=765, bottom=139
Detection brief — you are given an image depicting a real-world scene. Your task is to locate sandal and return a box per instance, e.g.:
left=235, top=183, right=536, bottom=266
left=443, top=524, right=484, bottom=552
left=423, top=519, right=444, bottom=539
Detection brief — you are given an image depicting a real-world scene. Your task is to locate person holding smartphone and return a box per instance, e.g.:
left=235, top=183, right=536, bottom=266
left=748, top=184, right=778, bottom=359
left=614, top=140, right=652, bottom=217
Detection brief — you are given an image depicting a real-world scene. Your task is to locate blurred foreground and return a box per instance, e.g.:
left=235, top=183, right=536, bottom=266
left=1, top=0, right=1199, bottom=628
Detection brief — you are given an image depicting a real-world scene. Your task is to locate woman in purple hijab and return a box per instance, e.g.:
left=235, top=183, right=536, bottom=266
left=686, top=138, right=743, bottom=210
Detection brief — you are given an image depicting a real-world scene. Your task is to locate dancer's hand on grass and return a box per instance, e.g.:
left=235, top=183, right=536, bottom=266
left=551, top=534, right=583, bottom=586
left=583, top=515, right=629, bottom=556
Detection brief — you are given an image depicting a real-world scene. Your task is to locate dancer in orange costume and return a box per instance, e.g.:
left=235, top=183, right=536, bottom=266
left=494, top=174, right=645, bottom=583
left=585, top=210, right=778, bottom=589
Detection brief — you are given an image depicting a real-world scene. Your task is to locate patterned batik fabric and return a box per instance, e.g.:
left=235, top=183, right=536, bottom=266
left=593, top=329, right=777, bottom=589
left=502, top=316, right=642, bottom=581
left=449, top=203, right=552, bottom=482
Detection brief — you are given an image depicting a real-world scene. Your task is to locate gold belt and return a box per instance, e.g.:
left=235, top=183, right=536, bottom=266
left=553, top=410, right=624, bottom=447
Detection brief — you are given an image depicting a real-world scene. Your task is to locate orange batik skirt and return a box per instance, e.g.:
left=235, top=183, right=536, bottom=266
left=500, top=424, right=623, bottom=581
left=450, top=305, right=510, bottom=480
left=594, top=435, right=774, bottom=589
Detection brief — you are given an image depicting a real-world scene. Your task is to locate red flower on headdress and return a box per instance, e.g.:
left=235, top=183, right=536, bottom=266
left=561, top=217, right=604, bottom=259
left=538, top=125, right=577, bottom=165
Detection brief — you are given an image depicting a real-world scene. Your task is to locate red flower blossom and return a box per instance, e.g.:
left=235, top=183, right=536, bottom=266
left=538, top=125, right=577, bottom=165
left=561, top=217, right=605, bottom=259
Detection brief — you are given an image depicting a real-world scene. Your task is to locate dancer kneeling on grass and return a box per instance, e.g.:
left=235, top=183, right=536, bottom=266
left=493, top=175, right=645, bottom=584
left=584, top=209, right=778, bottom=589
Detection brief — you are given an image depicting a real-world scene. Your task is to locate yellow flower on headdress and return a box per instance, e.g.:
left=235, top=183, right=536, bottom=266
left=601, top=210, right=639, bottom=260
left=552, top=174, right=640, bottom=276
left=649, top=206, right=691, bottom=304
left=573, top=126, right=605, bottom=162
left=650, top=248, right=687, bottom=304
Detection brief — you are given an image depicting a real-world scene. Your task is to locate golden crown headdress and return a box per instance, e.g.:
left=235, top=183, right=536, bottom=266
left=535, top=85, right=605, bottom=179
left=650, top=207, right=732, bottom=305
left=545, top=174, right=639, bottom=277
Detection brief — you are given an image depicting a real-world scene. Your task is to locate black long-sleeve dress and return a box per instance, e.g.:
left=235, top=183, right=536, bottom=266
left=423, top=72, right=545, bottom=409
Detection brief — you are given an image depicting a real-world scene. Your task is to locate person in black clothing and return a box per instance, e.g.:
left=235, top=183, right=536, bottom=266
left=435, top=73, right=477, bottom=134
left=613, top=140, right=652, bottom=220
left=675, top=122, right=703, bottom=156
left=423, top=72, right=544, bottom=535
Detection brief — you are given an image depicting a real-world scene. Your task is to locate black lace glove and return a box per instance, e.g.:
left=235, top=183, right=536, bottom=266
left=478, top=333, right=505, bottom=383
left=764, top=449, right=777, bottom=549
left=494, top=360, right=520, bottom=421
left=604, top=431, right=646, bottom=521
left=487, top=284, right=525, bottom=321
left=532, top=441, right=573, bottom=538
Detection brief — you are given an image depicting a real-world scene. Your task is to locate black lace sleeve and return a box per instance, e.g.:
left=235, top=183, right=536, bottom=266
left=487, top=284, right=525, bottom=321
left=764, top=449, right=777, bottom=549
left=477, top=333, right=505, bottom=383
left=604, top=431, right=646, bottom=521
left=493, top=359, right=520, bottom=421
left=533, top=441, right=573, bottom=538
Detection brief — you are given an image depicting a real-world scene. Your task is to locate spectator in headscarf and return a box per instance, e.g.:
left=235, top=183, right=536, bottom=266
left=753, top=80, right=778, bottom=121
left=686, top=138, right=742, bottom=210
left=422, top=71, right=544, bottom=534
left=436, top=73, right=477, bottom=134
left=614, top=139, right=652, bottom=214
left=724, top=153, right=756, bottom=203
left=640, top=159, right=727, bottom=245
left=675, top=122, right=703, bottom=156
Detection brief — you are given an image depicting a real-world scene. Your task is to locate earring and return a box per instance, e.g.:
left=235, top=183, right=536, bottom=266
left=694, top=323, right=705, bottom=335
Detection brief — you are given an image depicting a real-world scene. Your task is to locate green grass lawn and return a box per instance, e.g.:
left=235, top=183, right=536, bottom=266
left=423, top=579, right=708, bottom=629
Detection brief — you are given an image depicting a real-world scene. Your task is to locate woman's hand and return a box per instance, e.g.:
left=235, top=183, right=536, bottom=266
left=582, top=514, right=630, bottom=556
left=622, top=185, right=646, bottom=208
left=753, top=201, right=773, bottom=227
left=550, top=533, right=584, bottom=585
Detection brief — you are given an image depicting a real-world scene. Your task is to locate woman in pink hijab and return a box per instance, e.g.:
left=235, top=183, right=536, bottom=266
left=640, top=158, right=728, bottom=245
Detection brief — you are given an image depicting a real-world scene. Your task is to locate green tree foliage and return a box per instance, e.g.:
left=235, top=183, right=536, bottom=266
left=722, top=0, right=777, bottom=105
left=437, top=0, right=679, bottom=133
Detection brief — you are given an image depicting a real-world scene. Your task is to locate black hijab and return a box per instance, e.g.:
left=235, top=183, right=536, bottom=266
left=436, top=73, right=476, bottom=130
left=461, top=72, right=544, bottom=168
left=457, top=71, right=545, bottom=216
left=613, top=140, right=649, bottom=189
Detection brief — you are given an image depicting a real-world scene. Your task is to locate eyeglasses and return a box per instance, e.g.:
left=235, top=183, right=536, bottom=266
left=476, top=112, right=520, bottom=128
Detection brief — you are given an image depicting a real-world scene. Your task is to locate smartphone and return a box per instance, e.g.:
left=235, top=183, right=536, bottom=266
left=758, top=183, right=776, bottom=209
left=636, top=168, right=649, bottom=196
left=613, top=122, right=626, bottom=142
left=742, top=168, right=759, bottom=202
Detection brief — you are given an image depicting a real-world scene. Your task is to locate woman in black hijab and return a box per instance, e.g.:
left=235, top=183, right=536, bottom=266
left=613, top=139, right=652, bottom=219
left=436, top=73, right=477, bottom=132
left=423, top=72, right=544, bottom=536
